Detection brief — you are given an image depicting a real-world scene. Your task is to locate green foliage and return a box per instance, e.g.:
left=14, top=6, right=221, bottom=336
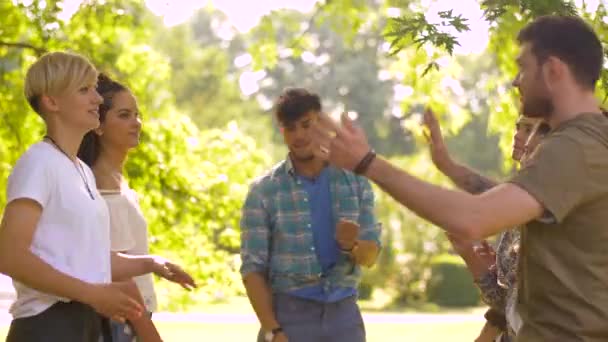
left=127, top=120, right=270, bottom=309
left=149, top=8, right=279, bottom=159
left=426, top=254, right=480, bottom=307
left=384, top=0, right=608, bottom=170
left=0, top=0, right=272, bottom=309
left=481, top=0, right=578, bottom=21
left=386, top=9, right=470, bottom=61
left=361, top=154, right=454, bottom=304
left=248, top=8, right=418, bottom=157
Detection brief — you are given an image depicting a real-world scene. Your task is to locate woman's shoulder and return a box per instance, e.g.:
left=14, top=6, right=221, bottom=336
left=11, top=142, right=60, bottom=176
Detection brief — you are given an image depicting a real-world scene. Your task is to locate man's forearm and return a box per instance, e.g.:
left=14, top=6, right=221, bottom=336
left=0, top=248, right=94, bottom=304
left=352, top=240, right=379, bottom=267
left=111, top=253, right=155, bottom=281
left=438, top=158, right=498, bottom=195
left=243, top=272, right=280, bottom=331
left=364, top=157, right=495, bottom=239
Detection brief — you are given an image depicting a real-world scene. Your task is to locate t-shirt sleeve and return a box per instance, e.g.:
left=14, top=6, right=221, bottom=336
left=7, top=151, right=52, bottom=208
left=105, top=197, right=136, bottom=252
left=509, top=135, right=588, bottom=223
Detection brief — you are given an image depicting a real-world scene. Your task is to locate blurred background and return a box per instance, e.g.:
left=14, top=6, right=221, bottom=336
left=0, top=0, right=606, bottom=340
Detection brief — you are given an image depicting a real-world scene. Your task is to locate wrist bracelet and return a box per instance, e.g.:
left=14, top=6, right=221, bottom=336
left=354, top=149, right=376, bottom=175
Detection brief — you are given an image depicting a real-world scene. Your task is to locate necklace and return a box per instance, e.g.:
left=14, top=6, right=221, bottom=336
left=44, top=135, right=95, bottom=200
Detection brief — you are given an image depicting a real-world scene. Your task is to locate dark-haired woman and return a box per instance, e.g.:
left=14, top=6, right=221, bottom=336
left=79, top=73, right=197, bottom=342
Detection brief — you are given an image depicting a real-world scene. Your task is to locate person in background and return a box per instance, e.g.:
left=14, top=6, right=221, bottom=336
left=78, top=73, right=197, bottom=342
left=240, top=88, right=382, bottom=342
left=423, top=109, right=549, bottom=341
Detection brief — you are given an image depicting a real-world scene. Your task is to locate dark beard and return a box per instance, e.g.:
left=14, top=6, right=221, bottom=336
left=522, top=70, right=554, bottom=118
left=522, top=95, right=553, bottom=119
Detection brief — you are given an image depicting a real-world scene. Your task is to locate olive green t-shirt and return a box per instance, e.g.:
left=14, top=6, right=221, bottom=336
left=510, top=113, right=608, bottom=341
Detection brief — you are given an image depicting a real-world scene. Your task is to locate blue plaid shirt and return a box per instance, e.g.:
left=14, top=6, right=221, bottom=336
left=240, top=157, right=381, bottom=293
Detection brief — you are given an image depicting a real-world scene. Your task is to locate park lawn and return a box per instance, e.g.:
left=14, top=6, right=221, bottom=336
left=0, top=321, right=482, bottom=341
left=160, top=293, right=486, bottom=314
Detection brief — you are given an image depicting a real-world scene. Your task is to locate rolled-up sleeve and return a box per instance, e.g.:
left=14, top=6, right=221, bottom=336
left=357, top=177, right=381, bottom=247
left=509, top=135, right=588, bottom=224
left=239, top=181, right=271, bottom=277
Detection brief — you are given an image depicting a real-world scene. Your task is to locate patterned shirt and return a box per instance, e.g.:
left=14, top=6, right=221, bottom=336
left=477, top=228, right=520, bottom=341
left=239, top=157, right=381, bottom=293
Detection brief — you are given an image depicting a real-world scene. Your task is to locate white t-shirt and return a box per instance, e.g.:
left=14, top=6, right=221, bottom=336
left=102, top=187, right=157, bottom=312
left=6, top=142, right=112, bottom=319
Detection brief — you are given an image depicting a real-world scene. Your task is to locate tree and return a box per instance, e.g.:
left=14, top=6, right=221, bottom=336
left=250, top=0, right=608, bottom=166
left=0, top=0, right=272, bottom=308
left=246, top=6, right=417, bottom=157
left=385, top=0, right=608, bottom=167
left=245, top=0, right=608, bottom=304
left=149, top=9, right=276, bottom=150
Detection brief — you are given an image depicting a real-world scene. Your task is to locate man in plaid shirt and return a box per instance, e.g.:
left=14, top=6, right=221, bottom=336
left=240, top=88, right=381, bottom=342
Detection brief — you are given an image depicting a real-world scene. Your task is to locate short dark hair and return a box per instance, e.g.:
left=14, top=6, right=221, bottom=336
left=78, top=73, right=128, bottom=166
left=536, top=122, right=551, bottom=136
left=274, top=88, right=321, bottom=126
left=517, top=15, right=603, bottom=90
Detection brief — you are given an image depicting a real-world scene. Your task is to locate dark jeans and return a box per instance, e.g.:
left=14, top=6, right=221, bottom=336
left=257, top=294, right=366, bottom=342
left=6, top=301, right=111, bottom=342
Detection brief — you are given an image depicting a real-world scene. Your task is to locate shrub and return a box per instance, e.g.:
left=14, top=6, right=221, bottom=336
left=426, top=254, right=480, bottom=307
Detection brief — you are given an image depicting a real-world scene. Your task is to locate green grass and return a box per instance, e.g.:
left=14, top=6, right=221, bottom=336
left=159, top=294, right=487, bottom=315
left=0, top=322, right=482, bottom=341
left=0, top=296, right=485, bottom=340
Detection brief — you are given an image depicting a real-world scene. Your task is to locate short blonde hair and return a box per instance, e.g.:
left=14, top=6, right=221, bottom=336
left=24, top=51, right=98, bottom=115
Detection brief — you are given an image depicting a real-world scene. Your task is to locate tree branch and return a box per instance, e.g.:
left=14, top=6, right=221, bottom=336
left=0, top=41, right=47, bottom=55
left=288, top=1, right=331, bottom=50
left=212, top=228, right=239, bottom=254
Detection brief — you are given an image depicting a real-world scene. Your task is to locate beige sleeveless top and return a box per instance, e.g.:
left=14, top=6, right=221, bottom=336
left=100, top=186, right=157, bottom=312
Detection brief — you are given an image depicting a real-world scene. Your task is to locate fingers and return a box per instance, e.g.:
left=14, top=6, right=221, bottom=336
left=422, top=109, right=433, bottom=127
left=311, top=113, right=344, bottom=154
left=336, top=238, right=356, bottom=251
left=166, top=263, right=197, bottom=290
left=111, top=315, right=126, bottom=323
left=113, top=283, right=143, bottom=319
left=178, top=273, right=197, bottom=289
left=175, top=273, right=197, bottom=291
left=312, top=145, right=330, bottom=161
left=316, top=112, right=342, bottom=137
left=121, top=296, right=143, bottom=320
left=180, top=282, right=193, bottom=291
left=311, top=124, right=336, bottom=152
left=480, top=240, right=492, bottom=250
left=424, top=107, right=436, bottom=121
left=340, top=112, right=368, bottom=143
left=184, top=275, right=197, bottom=289
left=341, top=112, right=360, bottom=135
left=336, top=220, right=359, bottom=238
left=479, top=240, right=496, bottom=255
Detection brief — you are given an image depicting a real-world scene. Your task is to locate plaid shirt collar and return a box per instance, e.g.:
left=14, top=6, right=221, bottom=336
left=284, top=153, right=330, bottom=178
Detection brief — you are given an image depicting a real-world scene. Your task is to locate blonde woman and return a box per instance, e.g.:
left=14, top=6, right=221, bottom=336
left=0, top=52, right=144, bottom=341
